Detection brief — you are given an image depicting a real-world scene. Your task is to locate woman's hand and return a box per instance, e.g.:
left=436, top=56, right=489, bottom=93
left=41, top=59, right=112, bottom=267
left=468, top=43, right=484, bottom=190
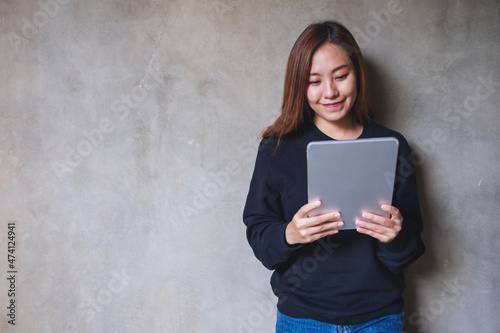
left=285, top=200, right=344, bottom=245
left=355, top=204, right=403, bottom=243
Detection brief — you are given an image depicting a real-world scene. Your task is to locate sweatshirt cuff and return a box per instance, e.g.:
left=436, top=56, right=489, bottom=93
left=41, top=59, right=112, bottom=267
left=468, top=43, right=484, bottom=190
left=378, top=226, right=412, bottom=253
left=275, top=222, right=303, bottom=257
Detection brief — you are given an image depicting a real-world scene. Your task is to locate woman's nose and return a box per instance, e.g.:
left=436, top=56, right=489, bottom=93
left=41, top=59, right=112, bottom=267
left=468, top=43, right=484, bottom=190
left=324, top=80, right=338, bottom=98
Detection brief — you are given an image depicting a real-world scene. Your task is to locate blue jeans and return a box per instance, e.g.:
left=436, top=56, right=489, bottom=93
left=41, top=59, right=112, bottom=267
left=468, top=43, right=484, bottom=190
left=276, top=310, right=405, bottom=333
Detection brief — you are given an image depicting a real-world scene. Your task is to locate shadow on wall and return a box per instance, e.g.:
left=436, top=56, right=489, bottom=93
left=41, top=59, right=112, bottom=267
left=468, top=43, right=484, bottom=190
left=364, top=59, right=443, bottom=333
left=403, top=164, right=439, bottom=333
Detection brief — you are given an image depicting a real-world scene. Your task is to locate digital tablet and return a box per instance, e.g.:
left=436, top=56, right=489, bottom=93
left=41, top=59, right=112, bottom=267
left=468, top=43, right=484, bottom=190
left=307, top=137, right=399, bottom=230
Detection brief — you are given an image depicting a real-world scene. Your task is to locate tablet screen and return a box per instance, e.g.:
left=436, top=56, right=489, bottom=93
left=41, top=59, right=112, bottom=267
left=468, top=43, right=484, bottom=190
left=307, top=137, right=399, bottom=229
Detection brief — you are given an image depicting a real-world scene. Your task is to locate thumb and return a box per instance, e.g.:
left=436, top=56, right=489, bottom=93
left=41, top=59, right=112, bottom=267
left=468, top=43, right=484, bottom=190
left=297, top=200, right=321, bottom=218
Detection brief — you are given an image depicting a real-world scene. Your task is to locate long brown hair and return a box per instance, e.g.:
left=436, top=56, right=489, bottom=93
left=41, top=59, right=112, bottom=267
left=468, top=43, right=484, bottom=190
left=261, top=21, right=374, bottom=139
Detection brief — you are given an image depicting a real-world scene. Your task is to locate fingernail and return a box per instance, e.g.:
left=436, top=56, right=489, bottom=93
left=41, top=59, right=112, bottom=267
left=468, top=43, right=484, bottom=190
left=333, top=212, right=340, bottom=218
left=362, top=212, right=371, bottom=218
left=338, top=221, right=344, bottom=226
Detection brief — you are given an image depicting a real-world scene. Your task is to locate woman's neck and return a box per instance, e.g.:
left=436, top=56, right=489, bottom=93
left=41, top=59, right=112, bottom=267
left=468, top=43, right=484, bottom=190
left=313, top=115, right=363, bottom=140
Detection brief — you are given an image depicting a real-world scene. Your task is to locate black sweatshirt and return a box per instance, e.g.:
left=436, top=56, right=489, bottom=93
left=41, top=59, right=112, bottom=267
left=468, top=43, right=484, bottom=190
left=243, top=121, right=425, bottom=325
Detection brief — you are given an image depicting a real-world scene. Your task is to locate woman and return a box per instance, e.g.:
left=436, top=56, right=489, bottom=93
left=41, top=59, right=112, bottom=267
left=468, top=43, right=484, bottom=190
left=243, top=21, right=425, bottom=332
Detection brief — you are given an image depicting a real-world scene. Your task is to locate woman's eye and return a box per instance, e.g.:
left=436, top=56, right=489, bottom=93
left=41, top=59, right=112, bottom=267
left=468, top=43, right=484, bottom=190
left=336, top=74, right=348, bottom=80
left=309, top=81, right=320, bottom=85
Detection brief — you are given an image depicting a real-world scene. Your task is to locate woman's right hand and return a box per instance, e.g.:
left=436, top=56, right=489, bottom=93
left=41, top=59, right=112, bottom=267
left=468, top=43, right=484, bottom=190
left=285, top=200, right=344, bottom=245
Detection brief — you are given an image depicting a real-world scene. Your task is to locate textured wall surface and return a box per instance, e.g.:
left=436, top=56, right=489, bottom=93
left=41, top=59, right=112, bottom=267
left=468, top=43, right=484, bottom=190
left=0, top=0, right=499, bottom=332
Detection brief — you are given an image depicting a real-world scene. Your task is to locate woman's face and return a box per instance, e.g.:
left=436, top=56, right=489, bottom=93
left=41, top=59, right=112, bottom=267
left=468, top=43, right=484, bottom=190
left=307, top=43, right=358, bottom=128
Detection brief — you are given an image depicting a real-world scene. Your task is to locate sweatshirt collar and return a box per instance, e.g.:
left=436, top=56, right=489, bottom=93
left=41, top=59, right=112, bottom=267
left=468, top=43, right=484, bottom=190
left=308, top=120, right=370, bottom=141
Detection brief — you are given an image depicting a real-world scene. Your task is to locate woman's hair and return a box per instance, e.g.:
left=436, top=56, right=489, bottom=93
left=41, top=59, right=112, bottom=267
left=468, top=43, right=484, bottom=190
left=261, top=21, right=374, bottom=139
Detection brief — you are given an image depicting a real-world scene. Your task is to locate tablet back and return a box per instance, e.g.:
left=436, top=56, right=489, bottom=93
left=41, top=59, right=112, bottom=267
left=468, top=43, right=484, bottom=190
left=307, top=137, right=399, bottom=230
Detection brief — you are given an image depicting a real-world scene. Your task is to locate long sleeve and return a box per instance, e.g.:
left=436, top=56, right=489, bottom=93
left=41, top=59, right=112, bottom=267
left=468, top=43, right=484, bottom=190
left=242, top=140, right=303, bottom=270
left=376, top=136, right=425, bottom=274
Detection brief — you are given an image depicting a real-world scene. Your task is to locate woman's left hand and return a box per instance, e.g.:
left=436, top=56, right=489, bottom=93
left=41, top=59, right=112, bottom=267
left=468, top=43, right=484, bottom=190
left=355, top=204, right=403, bottom=243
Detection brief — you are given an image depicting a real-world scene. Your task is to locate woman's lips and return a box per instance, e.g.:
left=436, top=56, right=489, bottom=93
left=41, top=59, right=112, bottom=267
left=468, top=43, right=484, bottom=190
left=323, top=100, right=344, bottom=108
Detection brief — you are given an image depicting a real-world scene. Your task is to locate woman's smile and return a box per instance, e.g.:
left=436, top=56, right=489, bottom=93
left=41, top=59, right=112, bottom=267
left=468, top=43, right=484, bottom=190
left=322, top=100, right=344, bottom=108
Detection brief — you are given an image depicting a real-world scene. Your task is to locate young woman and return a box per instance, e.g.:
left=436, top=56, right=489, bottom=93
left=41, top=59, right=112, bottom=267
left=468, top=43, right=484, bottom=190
left=243, top=21, right=425, bottom=332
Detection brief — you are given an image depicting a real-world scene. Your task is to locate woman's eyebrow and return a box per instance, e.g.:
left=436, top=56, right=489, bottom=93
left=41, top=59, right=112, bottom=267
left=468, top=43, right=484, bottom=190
left=310, top=64, right=349, bottom=76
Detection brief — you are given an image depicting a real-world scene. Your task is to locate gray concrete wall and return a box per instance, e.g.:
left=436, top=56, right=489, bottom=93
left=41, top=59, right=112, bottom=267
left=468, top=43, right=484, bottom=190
left=0, top=0, right=498, bottom=332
